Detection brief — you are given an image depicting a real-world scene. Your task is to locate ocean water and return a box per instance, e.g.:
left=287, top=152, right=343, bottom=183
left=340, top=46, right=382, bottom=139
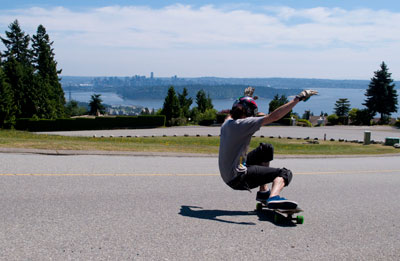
left=66, top=88, right=400, bottom=118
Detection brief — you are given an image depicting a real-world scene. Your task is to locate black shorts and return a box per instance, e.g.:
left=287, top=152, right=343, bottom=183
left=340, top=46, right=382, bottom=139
left=227, top=143, right=293, bottom=190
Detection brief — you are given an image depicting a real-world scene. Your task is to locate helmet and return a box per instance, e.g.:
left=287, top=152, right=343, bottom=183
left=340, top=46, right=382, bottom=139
left=232, top=96, right=258, bottom=117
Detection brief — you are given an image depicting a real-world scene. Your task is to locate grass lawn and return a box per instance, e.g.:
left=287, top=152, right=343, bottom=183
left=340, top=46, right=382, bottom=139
left=0, top=129, right=399, bottom=155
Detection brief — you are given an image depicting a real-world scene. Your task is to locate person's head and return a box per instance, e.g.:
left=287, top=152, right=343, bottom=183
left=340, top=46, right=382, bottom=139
left=230, top=96, right=258, bottom=119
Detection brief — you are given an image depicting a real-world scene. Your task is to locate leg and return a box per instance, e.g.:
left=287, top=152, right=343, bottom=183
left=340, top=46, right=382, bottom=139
left=258, top=162, right=270, bottom=192
left=269, top=176, right=285, bottom=198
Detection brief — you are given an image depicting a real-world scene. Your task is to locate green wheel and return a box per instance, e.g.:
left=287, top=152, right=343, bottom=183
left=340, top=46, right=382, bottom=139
left=297, top=215, right=304, bottom=224
left=274, top=213, right=280, bottom=224
left=256, top=202, right=263, bottom=211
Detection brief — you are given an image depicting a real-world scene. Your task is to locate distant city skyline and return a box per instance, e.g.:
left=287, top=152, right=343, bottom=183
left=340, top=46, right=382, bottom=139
left=1, top=1, right=400, bottom=80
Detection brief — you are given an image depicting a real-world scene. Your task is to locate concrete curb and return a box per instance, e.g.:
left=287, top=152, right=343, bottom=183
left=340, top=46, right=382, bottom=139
left=1, top=147, right=399, bottom=159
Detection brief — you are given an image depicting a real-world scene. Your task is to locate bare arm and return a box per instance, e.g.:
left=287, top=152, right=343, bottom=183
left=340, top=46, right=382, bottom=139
left=262, top=97, right=300, bottom=125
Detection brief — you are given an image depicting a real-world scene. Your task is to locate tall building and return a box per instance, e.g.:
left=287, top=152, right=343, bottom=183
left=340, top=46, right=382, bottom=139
left=150, top=72, right=154, bottom=79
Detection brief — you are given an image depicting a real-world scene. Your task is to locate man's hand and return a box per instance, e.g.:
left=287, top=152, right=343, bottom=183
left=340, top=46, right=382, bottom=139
left=244, top=86, right=255, bottom=97
left=296, top=89, right=318, bottom=102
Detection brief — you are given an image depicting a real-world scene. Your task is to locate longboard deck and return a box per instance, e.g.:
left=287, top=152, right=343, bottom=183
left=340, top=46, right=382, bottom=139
left=256, top=201, right=304, bottom=224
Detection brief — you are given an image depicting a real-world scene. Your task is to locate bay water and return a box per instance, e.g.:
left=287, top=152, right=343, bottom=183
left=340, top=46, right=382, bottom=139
left=66, top=88, right=400, bottom=118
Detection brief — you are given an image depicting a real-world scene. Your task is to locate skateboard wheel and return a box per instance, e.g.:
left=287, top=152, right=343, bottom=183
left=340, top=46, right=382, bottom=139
left=296, top=215, right=304, bottom=224
left=256, top=202, right=263, bottom=211
left=273, top=214, right=280, bottom=224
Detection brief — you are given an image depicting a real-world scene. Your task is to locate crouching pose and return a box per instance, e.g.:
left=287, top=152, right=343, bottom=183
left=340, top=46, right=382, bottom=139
left=218, top=89, right=317, bottom=209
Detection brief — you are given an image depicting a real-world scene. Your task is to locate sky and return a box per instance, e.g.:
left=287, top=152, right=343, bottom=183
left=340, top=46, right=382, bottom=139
left=1, top=1, right=400, bottom=80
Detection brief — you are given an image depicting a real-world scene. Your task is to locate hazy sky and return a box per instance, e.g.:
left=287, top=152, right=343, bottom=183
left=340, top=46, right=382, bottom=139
left=1, top=1, right=400, bottom=80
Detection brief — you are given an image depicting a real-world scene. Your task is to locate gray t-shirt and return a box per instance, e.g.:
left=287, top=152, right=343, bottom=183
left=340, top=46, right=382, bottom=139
left=218, top=116, right=264, bottom=184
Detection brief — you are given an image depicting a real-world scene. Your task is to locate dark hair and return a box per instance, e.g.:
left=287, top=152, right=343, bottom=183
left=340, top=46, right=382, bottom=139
left=230, top=104, right=247, bottom=120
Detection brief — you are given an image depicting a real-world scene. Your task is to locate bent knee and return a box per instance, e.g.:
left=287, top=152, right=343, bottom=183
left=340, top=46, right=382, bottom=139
left=278, top=168, right=293, bottom=186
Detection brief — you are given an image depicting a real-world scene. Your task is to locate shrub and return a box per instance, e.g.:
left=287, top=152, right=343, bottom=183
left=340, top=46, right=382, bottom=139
left=15, top=115, right=166, bottom=131
left=296, top=119, right=312, bottom=127
left=216, top=113, right=228, bottom=124
left=395, top=118, right=400, bottom=128
left=197, top=109, right=217, bottom=126
left=327, top=114, right=339, bottom=125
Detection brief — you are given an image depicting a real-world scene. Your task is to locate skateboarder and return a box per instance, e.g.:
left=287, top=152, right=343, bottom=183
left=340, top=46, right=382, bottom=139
left=218, top=89, right=317, bottom=209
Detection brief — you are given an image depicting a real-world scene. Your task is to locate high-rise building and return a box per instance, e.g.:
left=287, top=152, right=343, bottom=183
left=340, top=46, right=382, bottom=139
left=150, top=72, right=154, bottom=79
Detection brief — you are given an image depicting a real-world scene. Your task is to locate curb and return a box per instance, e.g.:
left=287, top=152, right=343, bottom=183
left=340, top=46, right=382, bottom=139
left=1, top=147, right=399, bottom=159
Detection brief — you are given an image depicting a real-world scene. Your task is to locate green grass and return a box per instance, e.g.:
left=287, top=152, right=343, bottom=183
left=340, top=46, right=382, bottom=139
left=0, top=129, right=399, bottom=155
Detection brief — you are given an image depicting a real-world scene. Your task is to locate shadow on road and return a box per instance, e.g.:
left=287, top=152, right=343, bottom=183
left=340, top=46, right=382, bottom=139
left=179, top=205, right=256, bottom=225
left=179, top=205, right=298, bottom=227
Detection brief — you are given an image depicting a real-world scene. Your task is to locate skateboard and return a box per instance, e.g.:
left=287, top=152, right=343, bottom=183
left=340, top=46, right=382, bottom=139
left=256, top=201, right=304, bottom=224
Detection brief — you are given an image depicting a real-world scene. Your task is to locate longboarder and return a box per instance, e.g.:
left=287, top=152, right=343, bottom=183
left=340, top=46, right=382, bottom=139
left=218, top=88, right=317, bottom=209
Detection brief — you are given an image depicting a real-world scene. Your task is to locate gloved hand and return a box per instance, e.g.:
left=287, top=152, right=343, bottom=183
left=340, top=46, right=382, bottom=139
left=296, top=89, right=318, bottom=101
left=244, top=86, right=255, bottom=97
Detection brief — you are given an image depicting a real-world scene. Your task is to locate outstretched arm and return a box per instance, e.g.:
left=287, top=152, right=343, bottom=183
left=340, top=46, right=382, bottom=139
left=262, top=90, right=318, bottom=125
left=262, top=97, right=300, bottom=125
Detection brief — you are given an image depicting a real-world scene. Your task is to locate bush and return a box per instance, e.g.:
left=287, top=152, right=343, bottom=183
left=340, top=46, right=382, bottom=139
left=197, top=109, right=217, bottom=126
left=395, top=118, right=400, bottom=128
left=327, top=114, right=339, bottom=125
left=15, top=115, right=166, bottom=131
left=169, top=117, right=187, bottom=126
left=349, top=108, right=373, bottom=126
left=216, top=113, right=228, bottom=124
left=279, top=118, right=292, bottom=126
left=296, top=119, right=312, bottom=127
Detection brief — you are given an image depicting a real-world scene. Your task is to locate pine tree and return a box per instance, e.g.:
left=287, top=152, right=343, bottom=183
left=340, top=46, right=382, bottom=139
left=334, top=98, right=351, bottom=117
left=161, top=86, right=180, bottom=125
left=32, top=24, right=65, bottom=118
left=1, top=20, right=36, bottom=118
left=178, top=87, right=192, bottom=119
left=269, top=94, right=291, bottom=121
left=196, top=89, right=213, bottom=113
left=364, top=62, right=398, bottom=123
left=0, top=67, right=15, bottom=127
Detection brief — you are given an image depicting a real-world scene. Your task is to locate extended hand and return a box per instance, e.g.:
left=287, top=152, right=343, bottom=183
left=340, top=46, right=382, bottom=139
left=296, top=89, right=318, bottom=102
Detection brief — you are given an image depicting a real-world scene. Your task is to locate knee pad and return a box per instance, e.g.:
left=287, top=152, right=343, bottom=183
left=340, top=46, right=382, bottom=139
left=279, top=168, right=293, bottom=186
left=259, top=143, right=274, bottom=162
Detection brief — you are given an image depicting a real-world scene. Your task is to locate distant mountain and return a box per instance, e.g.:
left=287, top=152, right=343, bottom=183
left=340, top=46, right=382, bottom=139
left=60, top=76, right=399, bottom=99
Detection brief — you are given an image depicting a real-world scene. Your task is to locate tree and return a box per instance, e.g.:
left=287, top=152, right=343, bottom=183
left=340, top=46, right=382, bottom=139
left=196, top=89, right=213, bottom=113
left=349, top=108, right=373, bottom=126
left=32, top=24, right=65, bottom=118
left=334, top=98, right=351, bottom=117
left=89, top=94, right=105, bottom=115
left=178, top=87, right=192, bottom=119
left=364, top=62, right=398, bottom=123
left=0, top=67, right=15, bottom=127
left=269, top=94, right=291, bottom=122
left=1, top=20, right=36, bottom=118
left=161, top=86, right=180, bottom=125
left=65, top=100, right=87, bottom=117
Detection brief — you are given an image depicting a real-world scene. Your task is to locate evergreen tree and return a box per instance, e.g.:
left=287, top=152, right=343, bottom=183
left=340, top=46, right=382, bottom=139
left=196, top=89, right=213, bottom=113
left=334, top=98, right=351, bottom=117
left=1, top=20, right=36, bottom=118
left=32, top=24, right=65, bottom=118
left=178, top=87, right=192, bottom=118
left=0, top=67, right=15, bottom=127
left=364, top=62, right=398, bottom=123
left=161, top=86, right=180, bottom=125
left=89, top=94, right=105, bottom=115
left=269, top=94, right=291, bottom=120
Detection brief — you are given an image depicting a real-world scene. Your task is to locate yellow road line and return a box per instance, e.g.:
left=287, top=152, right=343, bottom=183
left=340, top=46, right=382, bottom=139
left=0, top=170, right=399, bottom=176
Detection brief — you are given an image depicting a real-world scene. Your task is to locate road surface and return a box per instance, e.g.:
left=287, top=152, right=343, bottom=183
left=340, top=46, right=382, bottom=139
left=1, top=153, right=399, bottom=260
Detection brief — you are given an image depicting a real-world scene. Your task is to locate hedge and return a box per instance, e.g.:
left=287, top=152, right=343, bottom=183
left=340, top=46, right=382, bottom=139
left=15, top=115, right=166, bottom=132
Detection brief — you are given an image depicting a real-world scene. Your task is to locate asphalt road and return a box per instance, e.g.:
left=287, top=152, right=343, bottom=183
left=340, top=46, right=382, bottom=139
left=1, top=153, right=399, bottom=260
left=39, top=125, right=400, bottom=142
